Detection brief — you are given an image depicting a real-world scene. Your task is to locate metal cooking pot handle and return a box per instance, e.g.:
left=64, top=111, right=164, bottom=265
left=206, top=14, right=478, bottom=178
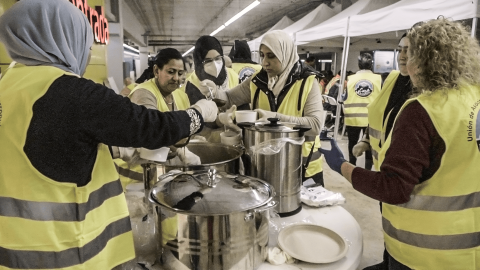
left=157, top=170, right=185, bottom=182
left=254, top=200, right=278, bottom=213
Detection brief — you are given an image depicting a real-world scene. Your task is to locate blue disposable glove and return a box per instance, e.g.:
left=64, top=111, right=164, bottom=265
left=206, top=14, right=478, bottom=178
left=319, top=138, right=347, bottom=175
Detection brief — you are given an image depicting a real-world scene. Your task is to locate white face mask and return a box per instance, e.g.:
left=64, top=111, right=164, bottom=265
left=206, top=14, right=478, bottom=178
left=204, top=59, right=223, bottom=78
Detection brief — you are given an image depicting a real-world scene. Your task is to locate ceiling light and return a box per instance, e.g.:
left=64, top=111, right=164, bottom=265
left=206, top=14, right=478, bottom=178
left=182, top=46, right=195, bottom=57
left=123, top=43, right=139, bottom=53
left=224, top=0, right=260, bottom=26
left=210, top=25, right=226, bottom=36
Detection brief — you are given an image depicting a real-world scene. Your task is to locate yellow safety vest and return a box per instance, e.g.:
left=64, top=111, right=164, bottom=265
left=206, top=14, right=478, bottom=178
left=231, top=62, right=262, bottom=83
left=250, top=75, right=323, bottom=177
left=344, top=72, right=382, bottom=127
left=114, top=79, right=190, bottom=190
left=367, top=70, right=400, bottom=169
left=181, top=67, right=239, bottom=92
left=379, top=85, right=480, bottom=269
left=0, top=65, right=134, bottom=269
left=127, top=83, right=136, bottom=90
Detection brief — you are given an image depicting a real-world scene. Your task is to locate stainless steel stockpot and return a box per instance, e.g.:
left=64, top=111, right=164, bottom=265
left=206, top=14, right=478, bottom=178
left=142, top=142, right=243, bottom=199
left=149, top=170, right=276, bottom=270
left=239, top=119, right=310, bottom=216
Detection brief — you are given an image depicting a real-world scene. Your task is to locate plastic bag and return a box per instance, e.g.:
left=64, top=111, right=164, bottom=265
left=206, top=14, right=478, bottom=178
left=248, top=137, right=305, bottom=156
left=300, top=185, right=346, bottom=207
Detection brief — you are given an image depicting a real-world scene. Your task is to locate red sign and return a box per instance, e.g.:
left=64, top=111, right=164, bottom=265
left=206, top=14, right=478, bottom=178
left=69, top=0, right=109, bottom=44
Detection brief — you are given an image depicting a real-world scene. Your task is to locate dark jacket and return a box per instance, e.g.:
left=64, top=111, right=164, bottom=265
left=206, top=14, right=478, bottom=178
left=251, top=61, right=323, bottom=113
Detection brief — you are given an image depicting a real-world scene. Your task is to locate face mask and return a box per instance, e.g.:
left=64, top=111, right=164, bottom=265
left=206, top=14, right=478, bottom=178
left=204, top=59, right=223, bottom=78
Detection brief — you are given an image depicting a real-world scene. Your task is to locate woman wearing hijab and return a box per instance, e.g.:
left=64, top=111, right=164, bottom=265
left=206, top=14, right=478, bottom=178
left=216, top=30, right=325, bottom=186
left=321, top=18, right=480, bottom=269
left=0, top=1, right=216, bottom=269
left=183, top=35, right=239, bottom=106
left=182, top=35, right=239, bottom=142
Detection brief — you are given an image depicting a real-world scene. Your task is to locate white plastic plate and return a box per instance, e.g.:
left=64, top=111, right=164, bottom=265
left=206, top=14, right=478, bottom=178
left=277, top=224, right=349, bottom=264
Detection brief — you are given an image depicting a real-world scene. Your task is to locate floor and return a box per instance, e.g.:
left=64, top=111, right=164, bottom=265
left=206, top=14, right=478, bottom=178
left=322, top=132, right=384, bottom=270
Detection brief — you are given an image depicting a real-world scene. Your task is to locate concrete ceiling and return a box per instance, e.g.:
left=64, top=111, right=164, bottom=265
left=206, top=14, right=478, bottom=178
left=122, top=0, right=339, bottom=55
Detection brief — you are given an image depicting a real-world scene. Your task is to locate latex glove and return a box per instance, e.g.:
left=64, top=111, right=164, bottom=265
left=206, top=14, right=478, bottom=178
left=190, top=99, right=218, bottom=122
left=352, top=140, right=370, bottom=157
left=254, top=108, right=277, bottom=122
left=198, top=79, right=217, bottom=98
left=217, top=105, right=241, bottom=132
left=177, top=147, right=201, bottom=165
left=118, top=147, right=149, bottom=165
left=319, top=138, right=347, bottom=175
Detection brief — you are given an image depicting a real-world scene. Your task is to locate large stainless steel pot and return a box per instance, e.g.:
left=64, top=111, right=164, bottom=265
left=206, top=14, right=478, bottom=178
left=149, top=170, right=276, bottom=270
left=239, top=118, right=310, bottom=217
left=142, top=142, right=243, bottom=199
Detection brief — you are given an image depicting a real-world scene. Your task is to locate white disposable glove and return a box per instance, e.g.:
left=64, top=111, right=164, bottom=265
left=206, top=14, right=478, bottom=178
left=190, top=99, right=218, bottom=122
left=254, top=108, right=277, bottom=122
left=118, top=147, right=148, bottom=165
left=177, top=147, right=201, bottom=165
left=217, top=105, right=241, bottom=132
left=352, top=140, right=370, bottom=157
left=198, top=79, right=217, bottom=98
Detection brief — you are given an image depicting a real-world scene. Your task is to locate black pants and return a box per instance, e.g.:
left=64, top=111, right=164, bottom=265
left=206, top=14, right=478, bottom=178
left=346, top=126, right=373, bottom=170
left=303, top=171, right=324, bottom=186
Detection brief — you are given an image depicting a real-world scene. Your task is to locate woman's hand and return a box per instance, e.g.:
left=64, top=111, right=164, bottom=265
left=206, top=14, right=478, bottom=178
left=254, top=108, right=277, bottom=122
left=217, top=105, right=241, bottom=132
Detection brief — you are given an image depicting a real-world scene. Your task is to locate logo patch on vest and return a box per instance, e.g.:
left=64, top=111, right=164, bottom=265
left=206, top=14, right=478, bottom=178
left=239, top=67, right=256, bottom=83
left=354, top=79, right=374, bottom=97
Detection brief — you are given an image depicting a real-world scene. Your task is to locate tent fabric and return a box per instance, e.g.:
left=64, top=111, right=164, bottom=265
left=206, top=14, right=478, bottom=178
left=247, top=15, right=294, bottom=51
left=281, top=3, right=337, bottom=38
left=297, top=0, right=479, bottom=45
left=348, top=0, right=478, bottom=37
left=295, top=0, right=399, bottom=44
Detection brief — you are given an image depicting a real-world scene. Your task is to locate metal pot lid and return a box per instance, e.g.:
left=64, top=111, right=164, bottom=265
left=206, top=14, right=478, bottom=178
left=251, top=118, right=296, bottom=132
left=150, top=170, right=274, bottom=215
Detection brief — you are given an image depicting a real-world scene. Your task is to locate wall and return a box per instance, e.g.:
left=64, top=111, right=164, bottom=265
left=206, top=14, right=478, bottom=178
left=0, top=0, right=108, bottom=85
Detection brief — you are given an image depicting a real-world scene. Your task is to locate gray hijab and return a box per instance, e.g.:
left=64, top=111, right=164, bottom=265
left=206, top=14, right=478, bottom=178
left=0, top=0, right=93, bottom=75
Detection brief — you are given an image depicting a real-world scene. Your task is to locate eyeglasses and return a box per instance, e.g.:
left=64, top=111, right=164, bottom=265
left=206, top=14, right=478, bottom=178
left=202, top=55, right=223, bottom=65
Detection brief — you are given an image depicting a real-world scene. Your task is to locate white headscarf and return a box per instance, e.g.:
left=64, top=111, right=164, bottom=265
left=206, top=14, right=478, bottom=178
left=260, top=30, right=299, bottom=96
left=0, top=0, right=94, bottom=75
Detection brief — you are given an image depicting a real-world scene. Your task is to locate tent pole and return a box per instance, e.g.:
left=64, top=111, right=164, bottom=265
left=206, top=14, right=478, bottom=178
left=471, top=17, right=478, bottom=37
left=333, top=17, right=351, bottom=140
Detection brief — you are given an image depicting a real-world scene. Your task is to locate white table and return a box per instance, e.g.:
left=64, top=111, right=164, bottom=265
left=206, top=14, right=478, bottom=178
left=258, top=205, right=363, bottom=270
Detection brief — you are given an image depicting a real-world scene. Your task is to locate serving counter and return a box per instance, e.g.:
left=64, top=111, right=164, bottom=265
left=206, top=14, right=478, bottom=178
left=259, top=205, right=362, bottom=270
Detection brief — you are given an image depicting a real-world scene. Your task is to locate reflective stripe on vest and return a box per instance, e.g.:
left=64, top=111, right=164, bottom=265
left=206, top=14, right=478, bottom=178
left=0, top=217, right=131, bottom=269
left=379, top=86, right=480, bottom=269
left=0, top=65, right=134, bottom=269
left=367, top=70, right=400, bottom=169
left=250, top=75, right=323, bottom=176
left=0, top=180, right=122, bottom=221
left=344, top=72, right=381, bottom=127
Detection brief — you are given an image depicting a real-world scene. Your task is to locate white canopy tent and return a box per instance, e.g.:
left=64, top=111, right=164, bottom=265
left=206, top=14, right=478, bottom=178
left=280, top=3, right=338, bottom=41
left=247, top=15, right=294, bottom=51
left=298, top=0, right=480, bottom=139
left=296, top=0, right=400, bottom=47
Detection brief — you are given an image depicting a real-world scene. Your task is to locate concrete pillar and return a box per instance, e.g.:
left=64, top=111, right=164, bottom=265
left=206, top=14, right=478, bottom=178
left=106, top=23, right=123, bottom=93
left=139, top=46, right=149, bottom=77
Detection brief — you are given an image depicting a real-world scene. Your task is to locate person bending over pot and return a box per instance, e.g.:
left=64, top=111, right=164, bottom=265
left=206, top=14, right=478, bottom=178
left=205, top=30, right=326, bottom=186
left=0, top=1, right=217, bottom=269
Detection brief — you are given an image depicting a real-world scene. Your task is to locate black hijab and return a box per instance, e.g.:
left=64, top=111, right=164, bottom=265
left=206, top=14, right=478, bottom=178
left=228, top=40, right=257, bottom=64
left=193, top=36, right=227, bottom=86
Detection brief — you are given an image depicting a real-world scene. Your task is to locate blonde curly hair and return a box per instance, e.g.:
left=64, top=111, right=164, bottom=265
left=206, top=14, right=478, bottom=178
left=407, top=17, right=480, bottom=93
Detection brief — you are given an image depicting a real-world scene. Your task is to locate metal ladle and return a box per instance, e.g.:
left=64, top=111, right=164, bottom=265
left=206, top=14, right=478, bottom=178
left=207, top=86, right=227, bottom=107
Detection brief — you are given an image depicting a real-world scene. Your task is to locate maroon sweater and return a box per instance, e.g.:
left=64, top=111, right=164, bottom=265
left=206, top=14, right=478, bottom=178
left=352, top=101, right=446, bottom=204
